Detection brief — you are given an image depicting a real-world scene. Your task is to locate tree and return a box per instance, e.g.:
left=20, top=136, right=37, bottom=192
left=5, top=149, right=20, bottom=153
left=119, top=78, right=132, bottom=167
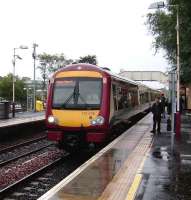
left=77, top=55, right=97, bottom=65
left=37, top=53, right=73, bottom=100
left=38, top=53, right=72, bottom=84
left=0, top=74, right=26, bottom=103
left=146, top=0, right=191, bottom=83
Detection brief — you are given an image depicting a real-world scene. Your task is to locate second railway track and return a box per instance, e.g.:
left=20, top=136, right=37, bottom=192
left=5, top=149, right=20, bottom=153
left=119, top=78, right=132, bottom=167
left=0, top=146, right=66, bottom=195
left=0, top=137, right=53, bottom=167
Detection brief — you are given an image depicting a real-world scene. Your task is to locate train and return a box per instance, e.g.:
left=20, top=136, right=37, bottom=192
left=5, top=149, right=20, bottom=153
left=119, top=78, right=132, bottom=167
left=45, top=64, right=160, bottom=149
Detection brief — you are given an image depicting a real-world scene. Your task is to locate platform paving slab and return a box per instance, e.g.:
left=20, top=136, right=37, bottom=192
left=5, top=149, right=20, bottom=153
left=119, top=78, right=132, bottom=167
left=135, top=113, right=191, bottom=200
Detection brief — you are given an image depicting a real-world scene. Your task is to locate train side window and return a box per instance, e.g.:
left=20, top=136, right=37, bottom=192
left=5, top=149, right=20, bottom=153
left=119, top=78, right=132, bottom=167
left=112, top=84, right=118, bottom=110
left=118, top=86, right=129, bottom=110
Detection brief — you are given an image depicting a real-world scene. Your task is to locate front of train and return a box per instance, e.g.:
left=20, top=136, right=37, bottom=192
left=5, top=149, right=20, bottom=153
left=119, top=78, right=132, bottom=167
left=46, top=64, right=111, bottom=149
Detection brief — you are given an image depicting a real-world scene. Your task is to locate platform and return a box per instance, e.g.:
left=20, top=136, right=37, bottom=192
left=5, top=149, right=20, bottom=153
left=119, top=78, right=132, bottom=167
left=38, top=111, right=191, bottom=200
left=0, top=111, right=45, bottom=128
left=136, top=112, right=191, bottom=200
left=38, top=113, right=153, bottom=200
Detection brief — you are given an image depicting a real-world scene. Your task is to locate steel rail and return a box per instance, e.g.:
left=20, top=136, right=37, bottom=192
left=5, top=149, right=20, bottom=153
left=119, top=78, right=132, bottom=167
left=0, top=156, right=65, bottom=195
left=0, top=142, right=53, bottom=167
left=0, top=135, right=47, bottom=154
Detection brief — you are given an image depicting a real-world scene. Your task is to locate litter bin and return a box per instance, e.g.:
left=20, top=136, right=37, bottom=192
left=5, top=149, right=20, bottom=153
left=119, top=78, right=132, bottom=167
left=0, top=101, right=10, bottom=119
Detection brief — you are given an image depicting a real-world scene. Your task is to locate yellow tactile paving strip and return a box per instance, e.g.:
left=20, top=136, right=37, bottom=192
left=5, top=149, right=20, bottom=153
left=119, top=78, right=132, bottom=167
left=98, top=133, right=152, bottom=200
left=125, top=174, right=142, bottom=200
left=125, top=143, right=150, bottom=200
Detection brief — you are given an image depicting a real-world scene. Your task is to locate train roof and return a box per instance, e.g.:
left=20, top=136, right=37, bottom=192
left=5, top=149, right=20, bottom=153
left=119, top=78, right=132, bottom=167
left=56, top=63, right=138, bottom=86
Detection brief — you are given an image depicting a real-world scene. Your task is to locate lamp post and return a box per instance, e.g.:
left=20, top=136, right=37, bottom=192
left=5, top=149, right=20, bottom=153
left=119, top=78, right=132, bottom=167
left=32, top=43, right=38, bottom=112
left=12, top=45, right=28, bottom=118
left=149, top=2, right=181, bottom=138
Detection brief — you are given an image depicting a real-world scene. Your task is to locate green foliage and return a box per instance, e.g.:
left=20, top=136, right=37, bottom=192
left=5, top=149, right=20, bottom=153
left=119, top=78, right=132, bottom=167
left=37, top=53, right=98, bottom=89
left=146, top=0, right=191, bottom=83
left=37, top=53, right=73, bottom=94
left=0, top=74, right=26, bottom=103
left=77, top=55, right=97, bottom=65
left=38, top=53, right=73, bottom=73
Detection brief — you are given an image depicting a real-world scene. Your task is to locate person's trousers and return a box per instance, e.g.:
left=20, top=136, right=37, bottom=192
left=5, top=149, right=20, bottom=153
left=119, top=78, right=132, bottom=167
left=153, top=116, right=161, bottom=133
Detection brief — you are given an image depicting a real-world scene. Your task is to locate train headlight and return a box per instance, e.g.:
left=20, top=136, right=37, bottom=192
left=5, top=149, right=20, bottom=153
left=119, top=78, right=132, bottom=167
left=47, top=115, right=57, bottom=124
left=90, top=116, right=105, bottom=126
left=90, top=120, right=97, bottom=125
left=96, top=116, right=105, bottom=124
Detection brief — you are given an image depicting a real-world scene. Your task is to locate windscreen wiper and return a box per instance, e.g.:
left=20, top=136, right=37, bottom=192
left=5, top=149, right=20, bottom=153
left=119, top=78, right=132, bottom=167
left=61, top=92, right=74, bottom=108
left=61, top=82, right=78, bottom=108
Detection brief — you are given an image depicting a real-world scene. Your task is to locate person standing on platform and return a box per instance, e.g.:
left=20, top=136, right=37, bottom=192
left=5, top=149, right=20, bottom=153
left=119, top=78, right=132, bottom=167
left=151, top=97, right=163, bottom=135
left=161, top=93, right=166, bottom=118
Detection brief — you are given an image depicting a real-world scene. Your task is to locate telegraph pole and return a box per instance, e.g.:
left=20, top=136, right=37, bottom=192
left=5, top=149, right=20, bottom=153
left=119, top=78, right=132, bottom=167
left=32, top=43, right=38, bottom=112
left=12, top=48, right=16, bottom=118
left=169, top=71, right=176, bottom=153
left=175, top=6, right=181, bottom=138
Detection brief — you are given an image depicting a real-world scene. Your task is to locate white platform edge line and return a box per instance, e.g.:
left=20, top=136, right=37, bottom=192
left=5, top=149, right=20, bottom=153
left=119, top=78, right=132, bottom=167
left=37, top=113, right=152, bottom=200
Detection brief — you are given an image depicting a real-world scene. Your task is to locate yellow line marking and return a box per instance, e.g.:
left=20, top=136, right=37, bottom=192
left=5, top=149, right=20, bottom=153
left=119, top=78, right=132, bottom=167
left=125, top=174, right=142, bottom=200
left=125, top=134, right=153, bottom=200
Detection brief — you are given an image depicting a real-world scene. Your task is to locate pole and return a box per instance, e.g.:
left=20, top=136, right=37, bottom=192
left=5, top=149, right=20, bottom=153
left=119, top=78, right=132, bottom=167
left=171, top=71, right=176, bottom=153
left=12, top=48, right=16, bottom=118
left=175, top=5, right=181, bottom=139
left=32, top=43, right=38, bottom=112
left=26, top=88, right=28, bottom=111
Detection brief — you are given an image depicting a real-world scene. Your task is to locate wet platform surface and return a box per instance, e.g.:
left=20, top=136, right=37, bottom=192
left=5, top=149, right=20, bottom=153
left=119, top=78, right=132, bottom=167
left=136, top=112, right=191, bottom=200
left=0, top=111, right=45, bottom=128
left=39, top=113, right=153, bottom=200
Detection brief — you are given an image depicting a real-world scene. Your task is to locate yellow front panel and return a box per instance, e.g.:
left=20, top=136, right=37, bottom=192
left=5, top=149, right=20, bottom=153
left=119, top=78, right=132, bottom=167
left=55, top=71, right=102, bottom=78
left=52, top=110, right=100, bottom=127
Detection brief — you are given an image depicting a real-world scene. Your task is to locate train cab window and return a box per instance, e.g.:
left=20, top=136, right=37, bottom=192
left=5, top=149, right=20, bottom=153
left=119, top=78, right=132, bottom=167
left=53, top=79, right=75, bottom=106
left=78, top=80, right=101, bottom=105
left=52, top=77, right=102, bottom=110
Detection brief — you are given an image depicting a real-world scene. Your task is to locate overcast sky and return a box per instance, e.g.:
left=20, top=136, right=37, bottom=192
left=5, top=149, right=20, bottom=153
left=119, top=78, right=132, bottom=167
left=0, top=0, right=169, bottom=79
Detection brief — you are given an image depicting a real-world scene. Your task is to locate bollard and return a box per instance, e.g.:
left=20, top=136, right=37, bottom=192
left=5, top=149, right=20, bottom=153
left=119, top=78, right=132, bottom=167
left=167, top=118, right=171, bottom=131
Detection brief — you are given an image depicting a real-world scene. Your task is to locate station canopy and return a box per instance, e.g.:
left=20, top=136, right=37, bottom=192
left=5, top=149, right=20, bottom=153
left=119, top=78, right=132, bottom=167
left=136, top=80, right=168, bottom=91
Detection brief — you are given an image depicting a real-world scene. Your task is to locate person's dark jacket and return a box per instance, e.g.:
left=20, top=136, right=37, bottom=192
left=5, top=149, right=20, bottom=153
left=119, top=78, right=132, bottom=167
left=151, top=102, right=162, bottom=120
left=161, top=96, right=166, bottom=112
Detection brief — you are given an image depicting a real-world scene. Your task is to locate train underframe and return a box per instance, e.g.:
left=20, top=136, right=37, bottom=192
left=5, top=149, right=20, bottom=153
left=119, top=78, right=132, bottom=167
left=47, top=114, right=145, bottom=151
left=47, top=129, right=109, bottom=151
left=47, top=105, right=151, bottom=151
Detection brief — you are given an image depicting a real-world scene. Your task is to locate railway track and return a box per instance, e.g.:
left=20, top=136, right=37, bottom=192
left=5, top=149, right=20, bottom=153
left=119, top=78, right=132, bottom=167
left=0, top=138, right=53, bottom=167
left=0, top=134, right=65, bottom=197
left=0, top=146, right=66, bottom=196
left=0, top=132, right=46, bottom=151
left=1, top=149, right=96, bottom=200
left=0, top=135, right=47, bottom=153
left=0, top=113, right=148, bottom=199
